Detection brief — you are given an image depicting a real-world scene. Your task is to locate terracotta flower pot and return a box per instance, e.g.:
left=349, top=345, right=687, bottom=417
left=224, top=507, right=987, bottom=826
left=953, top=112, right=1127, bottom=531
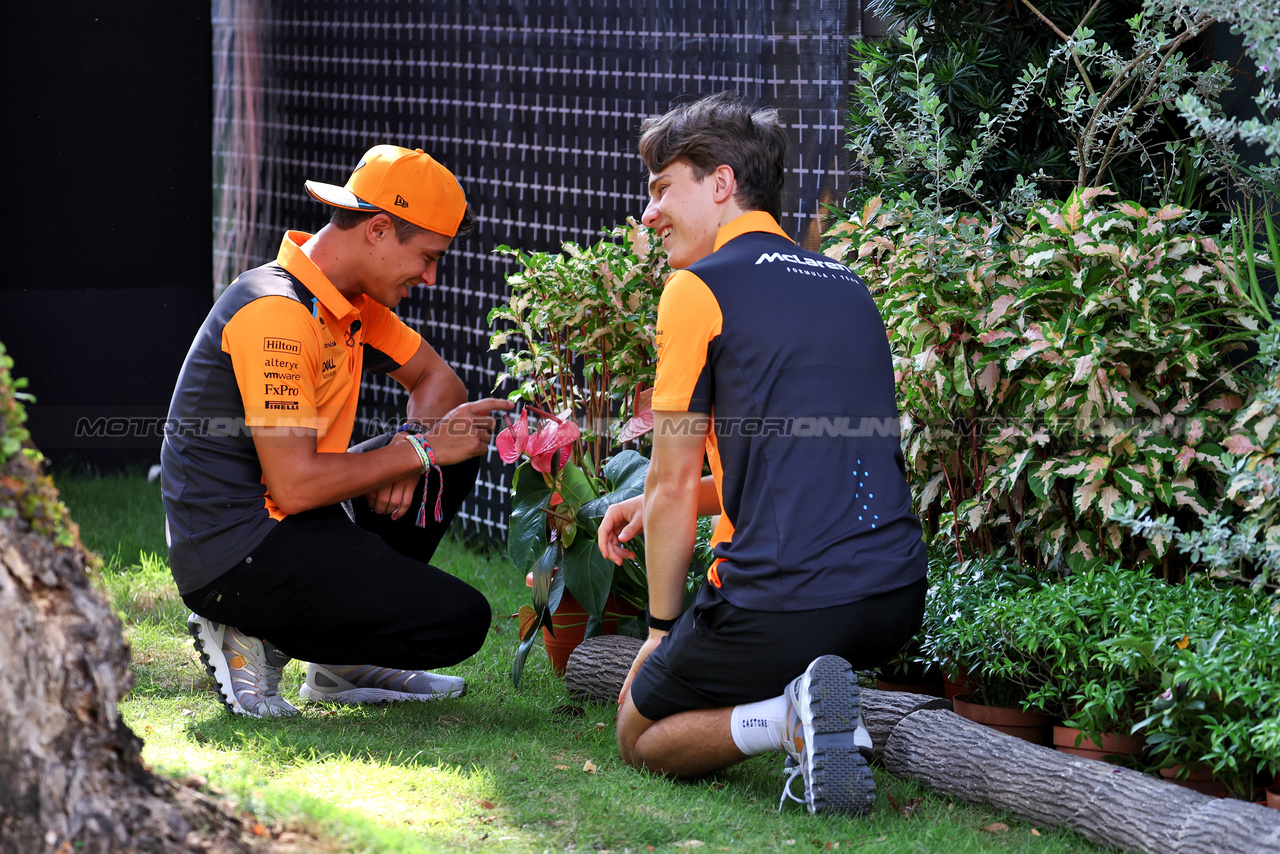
left=1052, top=726, right=1145, bottom=765
left=952, top=694, right=1053, bottom=746
left=526, top=573, right=634, bottom=676
left=1159, top=764, right=1229, bottom=798
left=875, top=675, right=943, bottom=697
left=875, top=663, right=942, bottom=697
left=942, top=665, right=971, bottom=701
left=1266, top=786, right=1280, bottom=811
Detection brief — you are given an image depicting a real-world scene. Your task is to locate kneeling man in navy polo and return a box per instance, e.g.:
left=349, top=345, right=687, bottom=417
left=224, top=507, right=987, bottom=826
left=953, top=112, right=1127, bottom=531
left=597, top=93, right=928, bottom=816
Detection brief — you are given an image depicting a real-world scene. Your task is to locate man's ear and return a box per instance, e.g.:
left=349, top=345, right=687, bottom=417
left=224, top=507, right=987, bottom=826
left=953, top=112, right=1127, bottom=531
left=711, top=164, right=736, bottom=203
left=365, top=212, right=394, bottom=243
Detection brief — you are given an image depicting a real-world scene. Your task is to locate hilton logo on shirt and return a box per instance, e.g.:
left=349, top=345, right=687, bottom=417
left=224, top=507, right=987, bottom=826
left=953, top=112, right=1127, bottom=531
left=263, top=337, right=301, bottom=355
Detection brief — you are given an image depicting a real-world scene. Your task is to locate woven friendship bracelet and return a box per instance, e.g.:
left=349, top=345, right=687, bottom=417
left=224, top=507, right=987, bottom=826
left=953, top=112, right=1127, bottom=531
left=402, top=433, right=445, bottom=527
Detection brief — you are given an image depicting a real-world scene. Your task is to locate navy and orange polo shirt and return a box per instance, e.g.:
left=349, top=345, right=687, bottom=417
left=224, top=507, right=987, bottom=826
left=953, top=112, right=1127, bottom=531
left=161, top=232, right=422, bottom=594
left=653, top=211, right=926, bottom=611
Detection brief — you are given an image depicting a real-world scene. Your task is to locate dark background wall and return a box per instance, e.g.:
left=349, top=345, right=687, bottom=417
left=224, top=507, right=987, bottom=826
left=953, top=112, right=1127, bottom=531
left=1, top=0, right=863, bottom=546
left=227, top=0, right=864, bottom=541
left=0, top=3, right=213, bottom=470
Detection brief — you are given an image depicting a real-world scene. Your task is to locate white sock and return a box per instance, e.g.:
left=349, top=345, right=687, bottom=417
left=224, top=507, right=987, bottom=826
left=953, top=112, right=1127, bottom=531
left=730, top=694, right=789, bottom=756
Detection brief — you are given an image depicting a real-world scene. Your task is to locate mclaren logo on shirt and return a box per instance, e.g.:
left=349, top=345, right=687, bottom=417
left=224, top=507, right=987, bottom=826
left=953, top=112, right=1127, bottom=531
left=754, top=252, right=851, bottom=272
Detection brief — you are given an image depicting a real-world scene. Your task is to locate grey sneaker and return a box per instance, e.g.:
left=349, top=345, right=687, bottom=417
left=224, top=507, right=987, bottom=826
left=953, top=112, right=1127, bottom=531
left=187, top=613, right=298, bottom=718
left=299, top=663, right=466, bottom=705
left=778, top=655, right=875, bottom=816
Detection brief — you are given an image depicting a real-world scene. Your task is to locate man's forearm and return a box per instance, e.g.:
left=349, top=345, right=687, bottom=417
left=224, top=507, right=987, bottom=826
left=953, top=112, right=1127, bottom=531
left=405, top=368, right=467, bottom=423
left=254, top=431, right=425, bottom=515
left=642, top=479, right=699, bottom=622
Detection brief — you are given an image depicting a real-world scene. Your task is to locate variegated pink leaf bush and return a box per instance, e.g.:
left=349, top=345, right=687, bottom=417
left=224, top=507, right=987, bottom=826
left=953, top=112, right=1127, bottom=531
left=826, top=188, right=1267, bottom=579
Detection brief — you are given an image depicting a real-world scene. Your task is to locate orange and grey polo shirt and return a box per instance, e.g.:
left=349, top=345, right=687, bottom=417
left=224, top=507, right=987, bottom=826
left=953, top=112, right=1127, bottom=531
left=653, top=211, right=926, bottom=611
left=161, top=231, right=422, bottom=594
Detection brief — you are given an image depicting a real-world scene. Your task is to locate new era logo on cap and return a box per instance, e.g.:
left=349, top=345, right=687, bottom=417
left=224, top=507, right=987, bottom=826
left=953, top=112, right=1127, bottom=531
left=394, top=195, right=409, bottom=208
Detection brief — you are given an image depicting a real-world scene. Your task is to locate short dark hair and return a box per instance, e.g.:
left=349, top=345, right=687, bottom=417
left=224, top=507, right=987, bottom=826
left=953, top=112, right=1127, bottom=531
left=638, top=91, right=787, bottom=221
left=329, top=203, right=476, bottom=241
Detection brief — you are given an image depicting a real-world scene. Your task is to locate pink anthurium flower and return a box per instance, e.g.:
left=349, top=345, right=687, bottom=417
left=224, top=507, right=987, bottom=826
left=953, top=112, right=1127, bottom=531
left=527, top=416, right=581, bottom=475
left=496, top=408, right=531, bottom=464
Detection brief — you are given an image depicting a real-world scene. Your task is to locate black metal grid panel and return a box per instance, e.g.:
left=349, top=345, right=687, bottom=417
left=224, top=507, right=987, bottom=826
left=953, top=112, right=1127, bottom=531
left=217, top=0, right=860, bottom=542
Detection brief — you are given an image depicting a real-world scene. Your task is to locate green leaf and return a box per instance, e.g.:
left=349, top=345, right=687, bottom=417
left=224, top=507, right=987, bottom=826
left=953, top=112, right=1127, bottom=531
left=511, top=602, right=551, bottom=688
left=558, top=461, right=598, bottom=508
left=561, top=536, right=615, bottom=620
left=530, top=542, right=563, bottom=616
left=507, top=463, right=552, bottom=573
left=602, top=449, right=650, bottom=492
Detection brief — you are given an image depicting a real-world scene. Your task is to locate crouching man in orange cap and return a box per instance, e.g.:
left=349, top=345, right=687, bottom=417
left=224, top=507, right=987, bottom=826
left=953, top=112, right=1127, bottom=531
left=162, top=145, right=512, bottom=717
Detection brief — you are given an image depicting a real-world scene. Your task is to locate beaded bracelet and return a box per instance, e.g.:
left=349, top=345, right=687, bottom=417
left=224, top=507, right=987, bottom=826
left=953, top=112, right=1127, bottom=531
left=401, top=432, right=444, bottom=527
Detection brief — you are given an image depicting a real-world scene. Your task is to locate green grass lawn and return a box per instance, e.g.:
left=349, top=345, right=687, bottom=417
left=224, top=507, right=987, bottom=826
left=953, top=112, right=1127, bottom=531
left=57, top=470, right=1104, bottom=853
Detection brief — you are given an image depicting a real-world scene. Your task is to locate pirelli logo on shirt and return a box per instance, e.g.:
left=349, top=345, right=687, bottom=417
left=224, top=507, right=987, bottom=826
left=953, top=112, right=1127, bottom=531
left=265, top=400, right=299, bottom=411
left=263, top=337, right=301, bottom=355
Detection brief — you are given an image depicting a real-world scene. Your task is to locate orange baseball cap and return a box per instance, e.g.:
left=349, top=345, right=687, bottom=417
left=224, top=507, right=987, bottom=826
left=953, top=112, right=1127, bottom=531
left=304, top=145, right=468, bottom=237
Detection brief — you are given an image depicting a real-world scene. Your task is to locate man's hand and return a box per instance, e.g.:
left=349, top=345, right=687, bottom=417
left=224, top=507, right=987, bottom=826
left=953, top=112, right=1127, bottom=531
left=598, top=494, right=645, bottom=565
left=423, top=398, right=514, bottom=465
left=618, top=631, right=666, bottom=705
left=363, top=463, right=421, bottom=520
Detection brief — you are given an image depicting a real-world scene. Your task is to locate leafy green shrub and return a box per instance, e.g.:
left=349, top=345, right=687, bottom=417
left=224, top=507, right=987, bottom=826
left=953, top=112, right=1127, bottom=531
left=848, top=1, right=1232, bottom=222
left=916, top=553, right=1044, bottom=708
left=827, top=189, right=1262, bottom=576
left=1127, top=589, right=1280, bottom=799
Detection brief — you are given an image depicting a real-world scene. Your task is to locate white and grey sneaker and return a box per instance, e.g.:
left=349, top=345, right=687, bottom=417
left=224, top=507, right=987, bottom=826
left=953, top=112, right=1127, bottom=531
left=187, top=613, right=298, bottom=718
left=299, top=663, right=466, bottom=705
left=779, top=655, right=875, bottom=816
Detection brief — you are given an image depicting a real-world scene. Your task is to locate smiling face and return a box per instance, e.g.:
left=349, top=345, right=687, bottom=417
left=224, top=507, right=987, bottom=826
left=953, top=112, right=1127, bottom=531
left=362, top=226, right=453, bottom=308
left=641, top=161, right=723, bottom=269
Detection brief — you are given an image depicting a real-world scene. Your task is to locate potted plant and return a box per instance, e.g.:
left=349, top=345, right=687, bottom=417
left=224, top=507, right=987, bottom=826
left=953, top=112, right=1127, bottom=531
left=1128, top=584, right=1280, bottom=800
left=918, top=554, right=1054, bottom=743
left=491, top=220, right=712, bottom=684
left=983, top=562, right=1168, bottom=766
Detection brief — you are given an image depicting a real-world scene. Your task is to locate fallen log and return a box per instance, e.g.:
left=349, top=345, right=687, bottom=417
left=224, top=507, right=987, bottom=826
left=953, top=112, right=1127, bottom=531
left=885, top=708, right=1280, bottom=854
left=858, top=688, right=951, bottom=761
left=565, top=635, right=643, bottom=704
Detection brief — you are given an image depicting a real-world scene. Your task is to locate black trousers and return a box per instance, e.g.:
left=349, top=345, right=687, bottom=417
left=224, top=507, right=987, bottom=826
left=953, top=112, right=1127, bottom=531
left=182, top=448, right=490, bottom=670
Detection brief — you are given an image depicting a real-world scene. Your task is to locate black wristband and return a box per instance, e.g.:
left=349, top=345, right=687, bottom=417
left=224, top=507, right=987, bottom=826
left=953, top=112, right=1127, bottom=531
left=645, top=605, right=680, bottom=632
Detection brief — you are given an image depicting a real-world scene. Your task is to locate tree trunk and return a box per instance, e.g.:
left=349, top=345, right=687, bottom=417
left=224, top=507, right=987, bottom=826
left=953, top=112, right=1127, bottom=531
left=0, top=370, right=280, bottom=851
left=565, top=635, right=643, bottom=704
left=885, top=708, right=1280, bottom=854
left=858, top=688, right=951, bottom=761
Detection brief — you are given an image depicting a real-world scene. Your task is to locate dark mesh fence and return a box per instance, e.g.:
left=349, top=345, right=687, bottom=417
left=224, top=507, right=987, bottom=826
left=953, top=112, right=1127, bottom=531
left=214, top=0, right=862, bottom=542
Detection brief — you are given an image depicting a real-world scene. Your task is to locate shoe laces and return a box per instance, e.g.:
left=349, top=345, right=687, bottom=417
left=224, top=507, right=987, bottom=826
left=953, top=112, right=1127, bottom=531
left=261, top=642, right=291, bottom=698
left=778, top=763, right=806, bottom=812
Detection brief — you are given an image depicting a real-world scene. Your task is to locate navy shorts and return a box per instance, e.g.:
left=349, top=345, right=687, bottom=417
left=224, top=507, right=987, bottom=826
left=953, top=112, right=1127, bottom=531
left=630, top=577, right=926, bottom=721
